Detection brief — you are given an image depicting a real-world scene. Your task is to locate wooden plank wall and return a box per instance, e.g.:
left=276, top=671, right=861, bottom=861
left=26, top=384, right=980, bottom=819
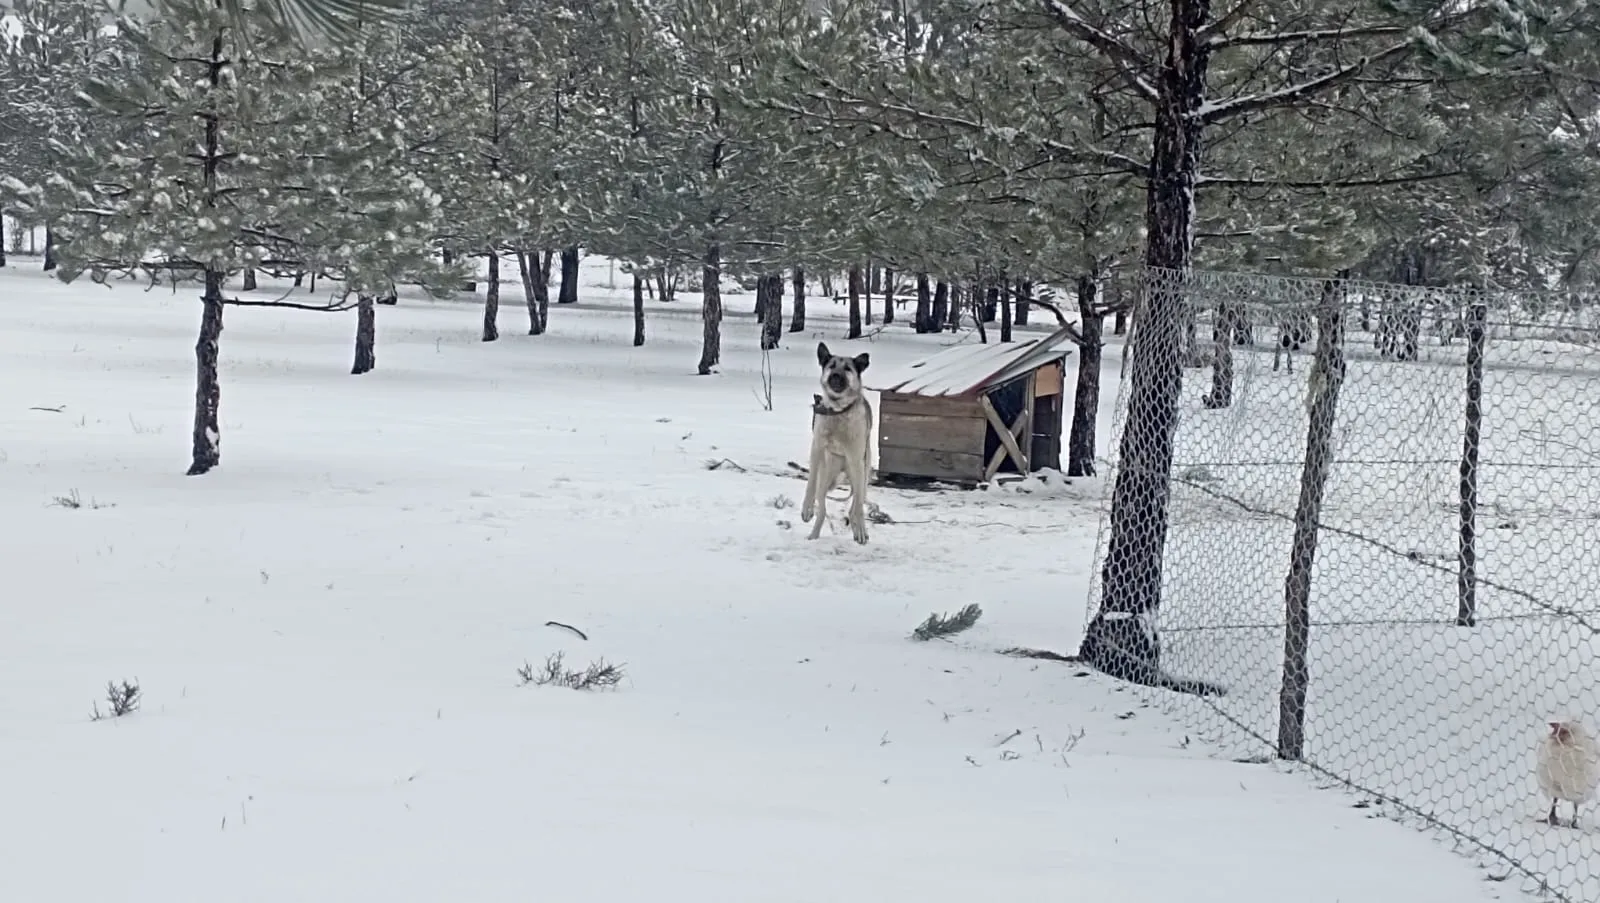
left=878, top=392, right=987, bottom=482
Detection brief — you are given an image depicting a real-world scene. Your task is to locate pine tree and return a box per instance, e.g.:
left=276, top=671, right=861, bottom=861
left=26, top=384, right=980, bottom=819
left=14, top=0, right=455, bottom=473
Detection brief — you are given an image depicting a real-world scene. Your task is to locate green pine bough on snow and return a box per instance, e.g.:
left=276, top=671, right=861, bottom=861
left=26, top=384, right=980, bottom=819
left=911, top=604, right=983, bottom=641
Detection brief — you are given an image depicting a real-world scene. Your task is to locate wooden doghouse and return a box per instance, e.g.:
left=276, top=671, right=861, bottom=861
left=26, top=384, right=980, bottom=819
left=868, top=331, right=1073, bottom=484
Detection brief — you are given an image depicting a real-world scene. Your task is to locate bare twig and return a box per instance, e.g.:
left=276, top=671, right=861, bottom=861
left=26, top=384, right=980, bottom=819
left=544, top=621, right=588, bottom=641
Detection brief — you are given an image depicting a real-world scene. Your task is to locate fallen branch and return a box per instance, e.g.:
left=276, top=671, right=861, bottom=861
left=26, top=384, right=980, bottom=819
left=1000, top=646, right=1084, bottom=663
left=912, top=603, right=984, bottom=641
left=545, top=621, right=588, bottom=641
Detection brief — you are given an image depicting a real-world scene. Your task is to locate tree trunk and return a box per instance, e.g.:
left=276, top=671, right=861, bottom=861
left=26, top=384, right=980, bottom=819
left=882, top=268, right=895, bottom=324
left=242, top=268, right=257, bottom=291
left=914, top=273, right=932, bottom=332
left=1277, top=277, right=1347, bottom=759
left=847, top=265, right=863, bottom=339
left=945, top=284, right=962, bottom=332
left=869, top=264, right=882, bottom=295
left=821, top=272, right=834, bottom=298
left=697, top=242, right=722, bottom=375
left=760, top=274, right=782, bottom=350
left=517, top=249, right=547, bottom=335
left=657, top=266, right=674, bottom=303
left=1015, top=279, right=1032, bottom=325
left=1, top=212, right=8, bottom=268
left=1000, top=280, right=1014, bottom=342
left=632, top=271, right=646, bottom=347
left=188, top=269, right=225, bottom=476
left=1078, top=0, right=1209, bottom=690
left=43, top=226, right=56, bottom=271
left=482, top=252, right=500, bottom=342
left=862, top=261, right=873, bottom=325
left=558, top=245, right=579, bottom=304
left=352, top=293, right=377, bottom=375
left=1067, top=275, right=1105, bottom=477
left=790, top=268, right=807, bottom=332
left=1203, top=301, right=1237, bottom=408
left=931, top=280, right=948, bottom=330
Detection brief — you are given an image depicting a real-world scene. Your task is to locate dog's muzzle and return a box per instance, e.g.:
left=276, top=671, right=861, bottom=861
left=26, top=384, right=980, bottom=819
left=826, top=374, right=848, bottom=393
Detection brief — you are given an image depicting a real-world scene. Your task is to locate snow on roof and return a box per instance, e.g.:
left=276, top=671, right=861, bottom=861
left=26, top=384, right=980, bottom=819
left=867, top=329, right=1074, bottom=398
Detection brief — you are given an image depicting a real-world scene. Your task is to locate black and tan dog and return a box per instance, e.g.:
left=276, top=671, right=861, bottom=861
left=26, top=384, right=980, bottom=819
left=801, top=342, right=873, bottom=545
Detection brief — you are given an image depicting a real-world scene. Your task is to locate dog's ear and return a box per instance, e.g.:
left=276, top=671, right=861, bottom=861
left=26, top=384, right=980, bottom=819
left=816, top=342, right=832, bottom=366
left=852, top=352, right=870, bottom=373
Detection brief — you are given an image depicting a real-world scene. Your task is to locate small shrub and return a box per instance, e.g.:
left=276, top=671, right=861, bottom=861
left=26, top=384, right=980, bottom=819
left=911, top=603, right=983, bottom=641
left=517, top=652, right=625, bottom=691
left=91, top=679, right=142, bottom=720
left=50, top=489, right=113, bottom=510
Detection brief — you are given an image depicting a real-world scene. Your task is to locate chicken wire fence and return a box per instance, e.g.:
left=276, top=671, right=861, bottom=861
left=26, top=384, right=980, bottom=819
left=1084, top=266, right=1600, bottom=902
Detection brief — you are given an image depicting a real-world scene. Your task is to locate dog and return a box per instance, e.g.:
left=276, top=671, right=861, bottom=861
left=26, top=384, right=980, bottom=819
left=801, top=342, right=873, bottom=544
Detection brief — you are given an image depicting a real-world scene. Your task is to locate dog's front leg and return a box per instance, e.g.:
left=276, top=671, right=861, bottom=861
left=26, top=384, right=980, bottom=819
left=800, top=439, right=823, bottom=526
left=843, top=453, right=869, bottom=544
left=807, top=456, right=836, bottom=540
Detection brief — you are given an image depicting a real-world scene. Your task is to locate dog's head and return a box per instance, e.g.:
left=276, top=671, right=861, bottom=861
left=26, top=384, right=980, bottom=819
left=816, top=342, right=869, bottom=399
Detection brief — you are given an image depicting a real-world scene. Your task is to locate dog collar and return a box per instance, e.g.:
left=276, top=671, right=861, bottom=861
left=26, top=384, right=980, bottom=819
left=812, top=394, right=860, bottom=416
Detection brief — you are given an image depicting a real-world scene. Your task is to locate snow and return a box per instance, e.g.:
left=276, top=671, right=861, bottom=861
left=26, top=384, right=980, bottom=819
left=0, top=256, right=1516, bottom=902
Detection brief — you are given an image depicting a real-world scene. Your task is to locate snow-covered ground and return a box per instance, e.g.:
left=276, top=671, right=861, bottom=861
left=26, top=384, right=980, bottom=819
left=0, top=256, right=1516, bottom=902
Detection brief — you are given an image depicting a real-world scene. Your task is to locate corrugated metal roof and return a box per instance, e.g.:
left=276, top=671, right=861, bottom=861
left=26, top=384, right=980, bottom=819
left=867, top=329, right=1075, bottom=398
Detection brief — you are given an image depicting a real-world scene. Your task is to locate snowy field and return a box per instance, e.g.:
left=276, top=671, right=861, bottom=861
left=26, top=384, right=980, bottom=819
left=1110, top=302, right=1600, bottom=900
left=0, top=255, right=1518, bottom=902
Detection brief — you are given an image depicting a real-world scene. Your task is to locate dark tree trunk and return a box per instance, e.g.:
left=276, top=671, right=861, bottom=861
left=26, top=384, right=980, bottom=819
left=869, top=264, right=882, bottom=295
left=482, top=252, right=500, bottom=342
left=760, top=274, right=782, bottom=350
left=821, top=272, right=833, bottom=299
left=1277, top=277, right=1347, bottom=759
left=1, top=213, right=8, bottom=267
left=914, top=273, right=932, bottom=332
left=517, top=249, right=548, bottom=335
left=1067, top=275, right=1105, bottom=477
left=1079, top=0, right=1210, bottom=691
left=931, top=280, right=948, bottom=330
left=697, top=242, right=722, bottom=375
left=43, top=226, right=56, bottom=271
left=882, top=268, right=895, bottom=324
left=558, top=245, right=579, bottom=304
left=188, top=269, right=225, bottom=476
left=352, top=293, right=377, bottom=375
left=862, top=262, right=873, bottom=325
left=847, top=265, right=863, bottom=339
left=188, top=33, right=225, bottom=477
left=657, top=265, right=675, bottom=303
left=294, top=271, right=305, bottom=288
left=242, top=268, right=257, bottom=291
left=1000, top=279, right=1013, bottom=342
left=1203, top=300, right=1238, bottom=408
left=790, top=268, right=807, bottom=332
left=1015, top=280, right=1032, bottom=325
left=945, top=284, right=962, bottom=332
left=632, top=271, right=646, bottom=347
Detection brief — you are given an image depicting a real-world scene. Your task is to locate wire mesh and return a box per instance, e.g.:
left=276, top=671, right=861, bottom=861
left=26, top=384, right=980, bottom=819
left=1085, top=266, right=1600, bottom=902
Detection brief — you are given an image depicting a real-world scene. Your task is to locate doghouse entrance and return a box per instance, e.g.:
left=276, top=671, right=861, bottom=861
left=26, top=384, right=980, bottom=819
left=983, top=377, right=1030, bottom=476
